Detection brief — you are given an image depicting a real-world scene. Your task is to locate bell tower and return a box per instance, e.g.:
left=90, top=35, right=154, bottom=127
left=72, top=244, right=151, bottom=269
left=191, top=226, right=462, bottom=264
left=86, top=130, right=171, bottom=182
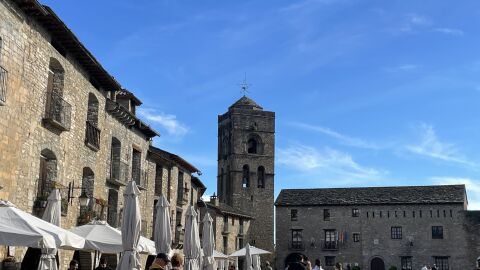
left=217, top=95, right=275, bottom=255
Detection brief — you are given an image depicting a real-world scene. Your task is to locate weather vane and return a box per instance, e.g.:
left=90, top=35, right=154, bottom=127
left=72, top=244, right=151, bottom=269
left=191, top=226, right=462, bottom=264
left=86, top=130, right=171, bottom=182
left=239, top=73, right=251, bottom=96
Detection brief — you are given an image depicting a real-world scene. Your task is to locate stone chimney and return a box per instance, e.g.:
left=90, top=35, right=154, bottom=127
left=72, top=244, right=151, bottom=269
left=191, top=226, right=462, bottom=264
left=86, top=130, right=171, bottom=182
left=210, top=193, right=219, bottom=206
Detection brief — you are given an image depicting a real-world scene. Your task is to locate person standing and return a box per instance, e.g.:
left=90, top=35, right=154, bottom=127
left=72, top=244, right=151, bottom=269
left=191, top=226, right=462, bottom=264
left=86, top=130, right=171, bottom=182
left=171, top=253, right=184, bottom=270
left=431, top=264, right=437, bottom=270
left=312, top=259, right=323, bottom=270
left=95, top=258, right=112, bottom=270
left=68, top=260, right=79, bottom=270
left=334, top=263, right=342, bottom=270
left=150, top=253, right=171, bottom=270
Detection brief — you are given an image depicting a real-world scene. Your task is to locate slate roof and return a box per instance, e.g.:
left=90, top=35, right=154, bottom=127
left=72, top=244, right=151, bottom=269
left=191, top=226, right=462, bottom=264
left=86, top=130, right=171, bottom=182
left=229, top=96, right=263, bottom=110
left=207, top=202, right=254, bottom=219
left=275, top=185, right=467, bottom=206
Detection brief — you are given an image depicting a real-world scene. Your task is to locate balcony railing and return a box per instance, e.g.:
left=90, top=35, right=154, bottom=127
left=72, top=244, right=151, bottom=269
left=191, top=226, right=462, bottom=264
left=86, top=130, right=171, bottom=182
left=289, top=242, right=305, bottom=251
left=108, top=160, right=129, bottom=185
left=0, top=66, right=7, bottom=105
left=177, top=189, right=190, bottom=206
left=85, top=121, right=101, bottom=151
left=44, top=91, right=71, bottom=131
left=322, top=240, right=339, bottom=250
left=132, top=167, right=147, bottom=188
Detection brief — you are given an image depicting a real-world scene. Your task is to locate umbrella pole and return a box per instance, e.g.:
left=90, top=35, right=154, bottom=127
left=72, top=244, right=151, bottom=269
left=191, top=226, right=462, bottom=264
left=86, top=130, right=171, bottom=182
left=93, top=250, right=97, bottom=269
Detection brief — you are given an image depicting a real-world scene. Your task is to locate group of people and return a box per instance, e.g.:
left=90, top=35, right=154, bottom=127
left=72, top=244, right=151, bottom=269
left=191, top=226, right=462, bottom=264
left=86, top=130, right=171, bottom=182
left=65, top=252, right=185, bottom=270
left=285, top=254, right=329, bottom=270
left=421, top=264, right=438, bottom=270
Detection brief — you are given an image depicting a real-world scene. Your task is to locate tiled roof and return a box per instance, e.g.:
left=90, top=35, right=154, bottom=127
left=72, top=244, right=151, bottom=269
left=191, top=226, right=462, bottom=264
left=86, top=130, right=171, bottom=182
left=148, top=146, right=200, bottom=173
left=207, top=202, right=254, bottom=219
left=275, top=185, right=466, bottom=206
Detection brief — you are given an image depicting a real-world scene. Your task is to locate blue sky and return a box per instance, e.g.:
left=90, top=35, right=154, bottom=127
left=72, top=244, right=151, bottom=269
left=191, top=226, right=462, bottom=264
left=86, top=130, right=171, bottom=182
left=42, top=0, right=480, bottom=209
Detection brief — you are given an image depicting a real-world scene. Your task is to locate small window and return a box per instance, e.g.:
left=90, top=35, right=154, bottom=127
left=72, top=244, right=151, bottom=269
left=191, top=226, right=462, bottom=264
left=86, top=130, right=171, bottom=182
left=433, top=257, right=449, bottom=270
left=224, top=216, right=228, bottom=223
left=257, top=166, right=265, bottom=188
left=291, top=229, right=303, bottom=249
left=352, top=209, right=359, bottom=217
left=449, top=209, right=452, bottom=217
left=391, top=226, right=402, bottom=239
left=323, top=209, right=330, bottom=221
left=242, top=165, right=249, bottom=188
left=353, top=233, right=360, bottom=242
left=247, top=138, right=258, bottom=154
left=420, top=210, right=422, bottom=218
left=372, top=212, right=375, bottom=218
left=325, top=256, right=335, bottom=266
left=403, top=210, right=406, bottom=217
left=223, top=236, right=228, bottom=253
left=231, top=217, right=235, bottom=226
left=437, top=209, right=440, bottom=217
left=380, top=211, right=382, bottom=218
left=401, top=257, right=412, bottom=270
left=291, top=209, right=298, bottom=221
left=432, top=226, right=443, bottom=239
left=395, top=211, right=398, bottom=218
left=430, top=210, right=433, bottom=218
left=443, top=210, right=446, bottom=218
left=366, top=212, right=369, bottom=218
left=388, top=211, right=390, bottom=218
left=413, top=211, right=415, bottom=218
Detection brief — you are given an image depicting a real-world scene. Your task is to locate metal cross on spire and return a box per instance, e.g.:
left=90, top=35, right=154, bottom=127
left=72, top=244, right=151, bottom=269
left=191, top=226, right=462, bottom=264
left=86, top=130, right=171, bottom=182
left=239, top=73, right=251, bottom=96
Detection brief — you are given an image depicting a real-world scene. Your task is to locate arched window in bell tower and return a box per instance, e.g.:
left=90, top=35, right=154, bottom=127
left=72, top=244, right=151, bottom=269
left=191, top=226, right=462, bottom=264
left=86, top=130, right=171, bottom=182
left=242, top=165, right=250, bottom=188
left=257, top=166, right=265, bottom=188
left=247, top=138, right=257, bottom=154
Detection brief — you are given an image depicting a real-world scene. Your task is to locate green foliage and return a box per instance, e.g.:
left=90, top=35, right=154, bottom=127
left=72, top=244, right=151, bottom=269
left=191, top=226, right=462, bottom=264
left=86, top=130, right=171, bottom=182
left=388, top=266, right=397, bottom=270
left=352, top=266, right=361, bottom=270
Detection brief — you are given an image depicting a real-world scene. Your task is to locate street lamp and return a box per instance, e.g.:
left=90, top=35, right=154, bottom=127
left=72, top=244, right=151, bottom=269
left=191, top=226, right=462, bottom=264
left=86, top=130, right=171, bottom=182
left=78, top=191, right=90, bottom=208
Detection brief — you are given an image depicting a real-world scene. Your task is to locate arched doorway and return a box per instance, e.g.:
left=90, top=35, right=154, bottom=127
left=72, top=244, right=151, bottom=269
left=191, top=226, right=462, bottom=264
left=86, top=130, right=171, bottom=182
left=371, top=257, right=385, bottom=270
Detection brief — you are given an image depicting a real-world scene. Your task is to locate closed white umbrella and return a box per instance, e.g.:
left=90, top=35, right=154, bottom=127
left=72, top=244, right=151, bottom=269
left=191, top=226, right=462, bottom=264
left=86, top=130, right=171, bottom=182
left=0, top=200, right=84, bottom=249
left=245, top=244, right=253, bottom=270
left=38, top=189, right=62, bottom=270
left=202, top=213, right=215, bottom=270
left=69, top=220, right=155, bottom=254
left=116, top=181, right=142, bottom=270
left=184, top=205, right=201, bottom=270
left=252, top=255, right=261, bottom=270
left=154, top=195, right=172, bottom=254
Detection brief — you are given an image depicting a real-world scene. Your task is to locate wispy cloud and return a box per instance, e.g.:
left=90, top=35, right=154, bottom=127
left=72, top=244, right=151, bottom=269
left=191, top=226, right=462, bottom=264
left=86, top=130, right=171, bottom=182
left=278, top=143, right=386, bottom=182
left=405, top=123, right=476, bottom=167
left=430, top=177, right=480, bottom=210
left=399, top=14, right=431, bottom=33
left=385, top=64, right=419, bottom=73
left=138, top=108, right=189, bottom=137
left=290, top=122, right=381, bottom=149
left=434, top=28, right=464, bottom=36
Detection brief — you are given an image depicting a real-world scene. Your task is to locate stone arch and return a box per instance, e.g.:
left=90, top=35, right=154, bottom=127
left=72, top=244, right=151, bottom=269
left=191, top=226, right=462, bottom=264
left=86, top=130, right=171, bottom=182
left=257, top=166, right=265, bottom=188
left=48, top=57, right=65, bottom=96
left=38, top=148, right=57, bottom=197
left=370, top=257, right=385, bottom=270
left=86, top=92, right=99, bottom=126
left=246, top=133, right=263, bottom=154
left=242, top=164, right=250, bottom=188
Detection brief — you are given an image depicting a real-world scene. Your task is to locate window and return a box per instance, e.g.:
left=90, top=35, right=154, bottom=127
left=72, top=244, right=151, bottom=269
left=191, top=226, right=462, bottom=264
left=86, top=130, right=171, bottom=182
left=403, top=210, right=406, bottom=217
left=132, top=149, right=142, bottom=186
left=291, top=209, right=298, bottom=221
left=380, top=211, right=382, bottom=218
left=449, top=209, right=452, bottom=217
left=353, top=233, right=360, bottom=242
left=247, top=138, right=258, bottom=154
left=223, top=236, right=228, bottom=253
left=231, top=217, right=235, bottom=226
left=432, top=226, right=443, bottom=239
left=242, top=165, right=249, bottom=188
left=257, top=166, right=265, bottom=188
left=223, top=216, right=228, bottom=223
left=324, top=230, right=337, bottom=249
left=401, top=257, right=412, bottom=270
left=395, top=211, right=398, bottom=218
left=388, top=211, right=390, bottom=218
left=291, top=229, right=303, bottom=249
left=238, top=237, right=244, bottom=249
left=325, top=257, right=335, bottom=266
left=412, top=211, right=415, bottom=218
left=0, top=37, right=7, bottom=106
left=324, top=209, right=330, bottom=221
left=85, top=93, right=100, bottom=150
left=352, top=209, right=359, bottom=217
left=391, top=226, right=402, bottom=239
left=433, top=257, right=449, bottom=270
left=420, top=210, right=422, bottom=218
left=44, top=58, right=71, bottom=131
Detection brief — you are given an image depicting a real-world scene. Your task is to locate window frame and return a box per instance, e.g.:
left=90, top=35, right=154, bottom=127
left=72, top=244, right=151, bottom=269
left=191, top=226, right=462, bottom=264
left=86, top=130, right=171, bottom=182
left=432, top=226, right=444, bottom=239
left=401, top=257, right=412, bottom=270
left=353, top=233, right=360, bottom=242
left=352, top=208, right=359, bottom=217
left=291, top=229, right=303, bottom=249
left=391, top=226, right=402, bottom=239
left=291, top=209, right=298, bottom=221
left=325, top=256, right=335, bottom=267
left=323, top=209, right=330, bottom=221
left=433, top=256, right=449, bottom=270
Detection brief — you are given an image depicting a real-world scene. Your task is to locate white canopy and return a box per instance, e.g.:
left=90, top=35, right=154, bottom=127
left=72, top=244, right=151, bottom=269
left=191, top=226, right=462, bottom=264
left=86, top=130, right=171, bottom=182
left=0, top=200, right=85, bottom=249
left=69, top=220, right=155, bottom=254
left=184, top=205, right=201, bottom=270
left=245, top=244, right=253, bottom=270
left=229, top=246, right=270, bottom=257
left=153, top=195, right=172, bottom=254
left=202, top=213, right=215, bottom=270
left=38, top=189, right=62, bottom=270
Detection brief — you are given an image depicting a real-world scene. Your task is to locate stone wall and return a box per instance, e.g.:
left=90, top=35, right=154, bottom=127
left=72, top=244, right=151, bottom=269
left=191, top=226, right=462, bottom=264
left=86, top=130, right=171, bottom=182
left=0, top=0, right=156, bottom=268
left=276, top=203, right=477, bottom=270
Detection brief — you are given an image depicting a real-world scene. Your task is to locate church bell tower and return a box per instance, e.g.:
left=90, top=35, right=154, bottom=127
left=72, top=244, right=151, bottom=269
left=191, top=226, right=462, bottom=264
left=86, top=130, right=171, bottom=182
left=217, top=95, right=275, bottom=254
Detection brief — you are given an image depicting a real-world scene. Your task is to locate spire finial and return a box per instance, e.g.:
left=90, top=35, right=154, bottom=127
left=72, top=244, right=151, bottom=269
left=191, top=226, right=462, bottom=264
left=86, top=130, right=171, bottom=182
left=239, top=73, right=251, bottom=96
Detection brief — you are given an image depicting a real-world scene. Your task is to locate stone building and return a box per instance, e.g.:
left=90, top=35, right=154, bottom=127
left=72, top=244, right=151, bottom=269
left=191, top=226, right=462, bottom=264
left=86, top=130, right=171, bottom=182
left=0, top=0, right=206, bottom=268
left=215, top=96, right=275, bottom=261
left=275, top=185, right=480, bottom=270
left=148, top=146, right=206, bottom=248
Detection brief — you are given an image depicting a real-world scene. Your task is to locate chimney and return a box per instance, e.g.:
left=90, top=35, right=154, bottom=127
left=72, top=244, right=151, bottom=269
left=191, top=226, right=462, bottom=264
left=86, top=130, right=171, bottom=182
left=210, top=193, right=219, bottom=206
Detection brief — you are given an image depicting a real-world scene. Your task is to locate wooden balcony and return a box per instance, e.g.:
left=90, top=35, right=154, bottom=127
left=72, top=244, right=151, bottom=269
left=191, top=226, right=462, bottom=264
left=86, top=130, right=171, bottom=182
left=43, top=91, right=71, bottom=131
left=107, top=160, right=129, bottom=186
left=85, top=121, right=101, bottom=151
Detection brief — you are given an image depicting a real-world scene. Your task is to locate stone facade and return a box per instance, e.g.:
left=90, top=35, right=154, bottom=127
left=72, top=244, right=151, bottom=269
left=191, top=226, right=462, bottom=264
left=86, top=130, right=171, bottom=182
left=216, top=96, right=275, bottom=262
left=275, top=186, right=480, bottom=270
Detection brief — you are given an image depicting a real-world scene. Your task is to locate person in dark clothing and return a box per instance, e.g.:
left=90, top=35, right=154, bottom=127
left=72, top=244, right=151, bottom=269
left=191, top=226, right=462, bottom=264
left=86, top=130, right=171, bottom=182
left=68, top=260, right=79, bottom=270
left=150, top=253, right=170, bottom=270
left=95, top=258, right=112, bottom=270
left=171, top=253, right=184, bottom=270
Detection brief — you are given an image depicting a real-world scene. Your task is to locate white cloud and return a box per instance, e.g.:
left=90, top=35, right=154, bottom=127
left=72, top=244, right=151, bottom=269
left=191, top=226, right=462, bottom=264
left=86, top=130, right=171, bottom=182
left=277, top=143, right=385, bottom=181
left=430, top=177, right=480, bottom=210
left=399, top=14, right=431, bottom=33
left=405, top=123, right=476, bottom=167
left=138, top=108, right=189, bottom=137
left=434, top=28, right=464, bottom=36
left=290, top=122, right=381, bottom=149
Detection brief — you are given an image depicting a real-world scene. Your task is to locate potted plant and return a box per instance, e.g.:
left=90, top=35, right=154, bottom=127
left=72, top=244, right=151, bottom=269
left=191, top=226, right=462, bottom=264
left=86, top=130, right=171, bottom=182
left=2, top=256, right=17, bottom=270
